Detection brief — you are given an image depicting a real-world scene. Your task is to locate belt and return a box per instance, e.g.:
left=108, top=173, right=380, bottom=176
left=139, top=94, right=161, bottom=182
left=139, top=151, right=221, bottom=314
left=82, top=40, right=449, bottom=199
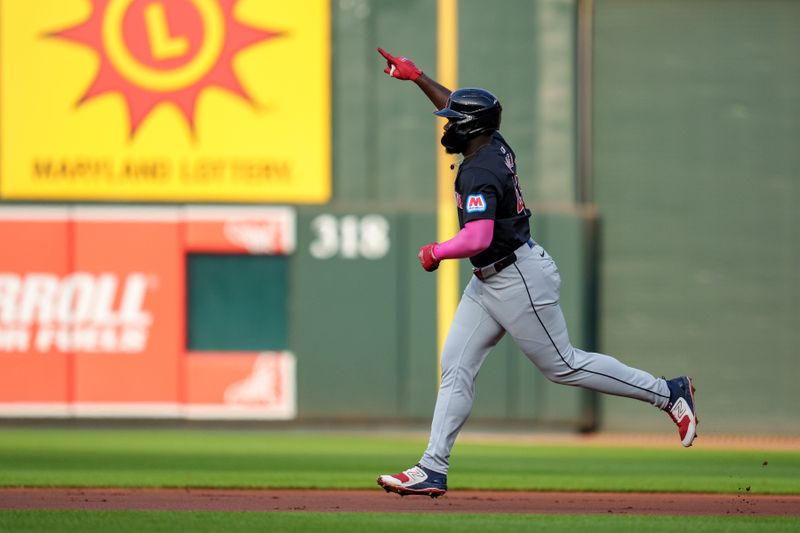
left=473, top=239, right=534, bottom=281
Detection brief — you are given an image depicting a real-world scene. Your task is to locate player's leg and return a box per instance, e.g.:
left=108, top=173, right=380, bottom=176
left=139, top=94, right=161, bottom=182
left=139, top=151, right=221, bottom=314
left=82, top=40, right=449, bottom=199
left=484, top=243, right=696, bottom=445
left=513, top=298, right=670, bottom=407
left=485, top=244, right=668, bottom=405
left=377, top=281, right=504, bottom=495
left=514, top=297, right=698, bottom=446
left=420, top=282, right=504, bottom=473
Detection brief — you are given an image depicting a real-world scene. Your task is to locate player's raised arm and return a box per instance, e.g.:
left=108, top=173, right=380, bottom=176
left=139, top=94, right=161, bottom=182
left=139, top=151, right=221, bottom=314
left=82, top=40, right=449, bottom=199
left=377, top=47, right=451, bottom=110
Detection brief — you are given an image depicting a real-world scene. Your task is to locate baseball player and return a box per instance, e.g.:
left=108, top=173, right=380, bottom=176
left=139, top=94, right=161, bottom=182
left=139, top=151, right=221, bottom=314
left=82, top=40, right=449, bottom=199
left=375, top=47, right=699, bottom=498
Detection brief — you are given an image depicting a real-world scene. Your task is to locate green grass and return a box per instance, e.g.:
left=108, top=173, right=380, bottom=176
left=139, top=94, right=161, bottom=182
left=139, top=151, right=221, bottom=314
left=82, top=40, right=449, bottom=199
left=1, top=511, right=798, bottom=533
left=0, top=429, right=797, bottom=494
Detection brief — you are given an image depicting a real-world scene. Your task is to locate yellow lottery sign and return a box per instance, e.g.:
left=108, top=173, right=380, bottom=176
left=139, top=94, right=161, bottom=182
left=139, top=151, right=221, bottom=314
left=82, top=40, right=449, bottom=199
left=0, top=0, right=330, bottom=203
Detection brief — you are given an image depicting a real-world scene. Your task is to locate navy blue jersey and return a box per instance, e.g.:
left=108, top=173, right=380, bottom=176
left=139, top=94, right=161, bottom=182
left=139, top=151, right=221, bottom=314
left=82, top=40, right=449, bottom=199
left=454, top=132, right=532, bottom=268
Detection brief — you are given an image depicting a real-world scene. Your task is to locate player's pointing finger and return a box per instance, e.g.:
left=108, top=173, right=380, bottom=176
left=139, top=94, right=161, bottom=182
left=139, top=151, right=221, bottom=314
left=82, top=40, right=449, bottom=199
left=377, top=47, right=395, bottom=62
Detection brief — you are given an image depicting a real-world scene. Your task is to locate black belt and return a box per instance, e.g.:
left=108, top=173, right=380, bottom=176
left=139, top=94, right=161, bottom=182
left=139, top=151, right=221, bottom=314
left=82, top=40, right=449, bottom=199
left=473, top=239, right=534, bottom=281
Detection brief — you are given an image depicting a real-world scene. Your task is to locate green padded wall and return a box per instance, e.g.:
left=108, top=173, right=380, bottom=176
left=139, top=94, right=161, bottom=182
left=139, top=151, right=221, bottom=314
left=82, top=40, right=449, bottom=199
left=289, top=206, right=596, bottom=427
left=592, top=0, right=800, bottom=433
left=186, top=254, right=289, bottom=351
left=289, top=207, right=438, bottom=418
left=331, top=0, right=577, bottom=204
left=331, top=0, right=437, bottom=203
left=460, top=0, right=577, bottom=204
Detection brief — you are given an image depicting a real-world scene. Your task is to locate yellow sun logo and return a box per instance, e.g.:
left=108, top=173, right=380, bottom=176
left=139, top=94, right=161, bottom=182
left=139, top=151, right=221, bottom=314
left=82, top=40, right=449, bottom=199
left=51, top=0, right=282, bottom=137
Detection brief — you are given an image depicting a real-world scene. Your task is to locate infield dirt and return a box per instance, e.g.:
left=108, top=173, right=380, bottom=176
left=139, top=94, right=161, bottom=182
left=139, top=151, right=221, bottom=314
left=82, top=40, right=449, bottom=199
left=2, top=488, right=799, bottom=516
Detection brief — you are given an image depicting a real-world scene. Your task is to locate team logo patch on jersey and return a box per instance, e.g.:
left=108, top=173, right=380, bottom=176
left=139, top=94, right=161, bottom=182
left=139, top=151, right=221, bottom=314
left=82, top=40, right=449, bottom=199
left=454, top=191, right=463, bottom=209
left=466, top=194, right=487, bottom=213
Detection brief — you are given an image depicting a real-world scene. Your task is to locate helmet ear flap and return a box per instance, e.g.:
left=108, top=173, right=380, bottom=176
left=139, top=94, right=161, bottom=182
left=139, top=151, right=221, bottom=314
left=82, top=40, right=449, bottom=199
left=441, top=116, right=472, bottom=153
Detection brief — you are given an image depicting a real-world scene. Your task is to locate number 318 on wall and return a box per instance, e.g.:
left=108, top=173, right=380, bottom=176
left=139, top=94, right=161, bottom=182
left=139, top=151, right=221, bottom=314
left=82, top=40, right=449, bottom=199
left=309, top=214, right=390, bottom=260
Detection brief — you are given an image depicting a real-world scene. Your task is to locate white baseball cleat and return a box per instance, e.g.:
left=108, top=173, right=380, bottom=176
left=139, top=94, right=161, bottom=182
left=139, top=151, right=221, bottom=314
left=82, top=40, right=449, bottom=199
left=377, top=464, right=447, bottom=498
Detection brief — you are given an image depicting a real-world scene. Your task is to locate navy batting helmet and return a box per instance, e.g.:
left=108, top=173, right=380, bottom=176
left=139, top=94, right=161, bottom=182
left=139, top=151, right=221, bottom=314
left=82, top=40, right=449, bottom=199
left=435, top=88, right=502, bottom=154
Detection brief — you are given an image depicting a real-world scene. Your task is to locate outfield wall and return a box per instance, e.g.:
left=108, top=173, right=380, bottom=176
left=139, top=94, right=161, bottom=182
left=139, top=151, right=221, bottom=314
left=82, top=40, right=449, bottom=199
left=0, top=0, right=797, bottom=434
left=591, top=0, right=800, bottom=434
left=0, top=205, right=597, bottom=429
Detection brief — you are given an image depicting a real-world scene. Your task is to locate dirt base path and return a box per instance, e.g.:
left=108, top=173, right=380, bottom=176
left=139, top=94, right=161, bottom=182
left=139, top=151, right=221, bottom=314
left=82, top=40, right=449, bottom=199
left=2, top=488, right=799, bottom=516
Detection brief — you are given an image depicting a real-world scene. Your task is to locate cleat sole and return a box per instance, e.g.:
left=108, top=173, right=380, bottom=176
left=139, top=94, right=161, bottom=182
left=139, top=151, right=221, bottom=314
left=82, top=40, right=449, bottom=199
left=376, top=476, right=446, bottom=498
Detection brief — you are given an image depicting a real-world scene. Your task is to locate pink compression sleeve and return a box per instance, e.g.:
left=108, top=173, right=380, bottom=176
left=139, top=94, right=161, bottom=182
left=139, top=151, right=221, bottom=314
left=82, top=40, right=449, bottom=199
left=434, top=219, right=494, bottom=260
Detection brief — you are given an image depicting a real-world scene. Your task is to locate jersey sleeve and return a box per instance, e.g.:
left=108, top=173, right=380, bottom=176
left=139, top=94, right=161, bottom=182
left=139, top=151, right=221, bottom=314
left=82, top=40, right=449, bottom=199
left=459, top=167, right=502, bottom=223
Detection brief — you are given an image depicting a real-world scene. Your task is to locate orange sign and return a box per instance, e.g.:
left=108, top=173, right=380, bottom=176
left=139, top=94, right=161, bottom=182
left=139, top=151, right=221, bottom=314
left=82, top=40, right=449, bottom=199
left=0, top=209, right=71, bottom=407
left=184, top=206, right=296, bottom=254
left=72, top=210, right=183, bottom=404
left=185, top=352, right=295, bottom=419
left=0, top=206, right=296, bottom=419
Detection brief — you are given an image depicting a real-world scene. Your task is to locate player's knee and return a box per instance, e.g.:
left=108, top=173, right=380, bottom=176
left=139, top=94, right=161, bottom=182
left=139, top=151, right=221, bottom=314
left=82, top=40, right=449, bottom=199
left=535, top=347, right=577, bottom=384
left=547, top=368, right=583, bottom=386
left=439, top=363, right=475, bottom=389
left=539, top=367, right=569, bottom=384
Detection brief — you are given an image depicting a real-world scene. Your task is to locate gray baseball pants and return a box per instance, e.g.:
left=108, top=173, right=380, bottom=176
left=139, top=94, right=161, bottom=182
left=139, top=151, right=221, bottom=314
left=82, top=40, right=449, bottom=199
left=419, top=240, right=671, bottom=474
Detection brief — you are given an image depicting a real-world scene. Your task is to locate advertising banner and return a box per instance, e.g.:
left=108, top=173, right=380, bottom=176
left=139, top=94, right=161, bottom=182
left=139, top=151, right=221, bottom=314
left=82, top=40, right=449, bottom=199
left=0, top=208, right=72, bottom=411
left=71, top=209, right=183, bottom=406
left=0, top=206, right=296, bottom=419
left=185, top=351, right=296, bottom=419
left=0, top=0, right=330, bottom=203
